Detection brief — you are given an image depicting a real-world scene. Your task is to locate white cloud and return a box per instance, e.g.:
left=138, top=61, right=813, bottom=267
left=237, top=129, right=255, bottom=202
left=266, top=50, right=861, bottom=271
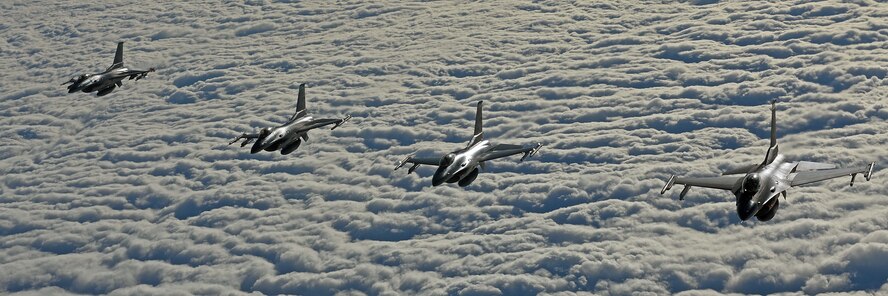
left=1, top=0, right=887, bottom=295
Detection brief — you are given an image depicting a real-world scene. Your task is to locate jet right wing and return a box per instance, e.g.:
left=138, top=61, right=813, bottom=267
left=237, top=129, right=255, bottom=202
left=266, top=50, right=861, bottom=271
left=661, top=175, right=743, bottom=200
left=394, top=154, right=442, bottom=174
left=790, top=163, right=874, bottom=187
left=480, top=143, right=542, bottom=162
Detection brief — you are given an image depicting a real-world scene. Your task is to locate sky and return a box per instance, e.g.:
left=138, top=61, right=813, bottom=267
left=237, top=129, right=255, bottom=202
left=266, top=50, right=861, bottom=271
left=1, top=0, right=887, bottom=295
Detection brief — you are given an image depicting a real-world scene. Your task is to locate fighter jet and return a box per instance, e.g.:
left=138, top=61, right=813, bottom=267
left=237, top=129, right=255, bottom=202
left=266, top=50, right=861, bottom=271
left=661, top=100, right=875, bottom=221
left=395, top=101, right=543, bottom=187
left=62, top=42, right=155, bottom=96
left=228, top=83, right=351, bottom=155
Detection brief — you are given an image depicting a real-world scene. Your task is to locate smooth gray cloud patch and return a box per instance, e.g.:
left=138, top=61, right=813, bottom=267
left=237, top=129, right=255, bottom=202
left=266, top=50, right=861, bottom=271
left=1, top=0, right=887, bottom=295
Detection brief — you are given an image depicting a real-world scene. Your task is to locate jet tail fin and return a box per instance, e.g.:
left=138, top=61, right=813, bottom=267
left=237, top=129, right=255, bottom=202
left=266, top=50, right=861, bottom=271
left=296, top=83, right=307, bottom=113
left=467, top=101, right=484, bottom=147
left=112, top=42, right=124, bottom=68
left=288, top=83, right=308, bottom=122
left=762, top=100, right=779, bottom=165
left=474, top=101, right=483, bottom=136
left=769, top=100, right=777, bottom=147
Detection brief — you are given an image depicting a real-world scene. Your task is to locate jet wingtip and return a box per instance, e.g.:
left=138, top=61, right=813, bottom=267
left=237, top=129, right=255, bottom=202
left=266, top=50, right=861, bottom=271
left=661, top=175, right=676, bottom=195
left=394, top=153, right=415, bottom=170
left=865, top=162, right=875, bottom=181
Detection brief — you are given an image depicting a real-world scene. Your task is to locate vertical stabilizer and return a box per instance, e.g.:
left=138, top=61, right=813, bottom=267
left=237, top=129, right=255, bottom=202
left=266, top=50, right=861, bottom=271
left=769, top=100, right=777, bottom=147
left=467, top=101, right=484, bottom=147
left=763, top=100, right=779, bottom=165
left=474, top=101, right=483, bottom=136
left=113, top=42, right=124, bottom=66
left=296, top=83, right=306, bottom=112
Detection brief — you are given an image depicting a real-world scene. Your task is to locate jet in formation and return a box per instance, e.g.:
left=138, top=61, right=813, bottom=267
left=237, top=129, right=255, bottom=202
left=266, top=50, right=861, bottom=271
left=62, top=42, right=155, bottom=96
left=661, top=100, right=875, bottom=221
left=229, top=83, right=351, bottom=155
left=395, top=101, right=543, bottom=187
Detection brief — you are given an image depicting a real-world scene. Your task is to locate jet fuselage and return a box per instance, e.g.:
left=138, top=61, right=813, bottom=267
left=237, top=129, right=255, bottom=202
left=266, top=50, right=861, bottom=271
left=251, top=116, right=314, bottom=154
left=66, top=68, right=147, bottom=94
left=733, top=154, right=795, bottom=220
left=431, top=140, right=493, bottom=186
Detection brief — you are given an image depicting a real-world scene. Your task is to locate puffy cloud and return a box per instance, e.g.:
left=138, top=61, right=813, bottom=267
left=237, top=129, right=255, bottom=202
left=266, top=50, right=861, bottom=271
left=1, top=0, right=886, bottom=295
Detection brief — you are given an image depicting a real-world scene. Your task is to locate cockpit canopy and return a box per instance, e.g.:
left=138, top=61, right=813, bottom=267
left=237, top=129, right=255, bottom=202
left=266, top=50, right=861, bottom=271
left=743, top=174, right=760, bottom=193
left=441, top=153, right=456, bottom=167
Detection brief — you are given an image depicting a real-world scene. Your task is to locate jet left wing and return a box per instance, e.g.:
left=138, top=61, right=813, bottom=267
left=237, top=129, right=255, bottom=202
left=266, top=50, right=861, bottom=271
left=661, top=175, right=744, bottom=200
left=125, top=68, right=155, bottom=81
left=722, top=164, right=758, bottom=175
left=790, top=163, right=875, bottom=187
left=300, top=115, right=351, bottom=131
left=480, top=143, right=542, bottom=162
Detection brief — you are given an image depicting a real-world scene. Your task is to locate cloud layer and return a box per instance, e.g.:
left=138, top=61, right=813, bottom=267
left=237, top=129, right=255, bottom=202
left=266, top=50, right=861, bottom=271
left=1, top=0, right=887, bottom=295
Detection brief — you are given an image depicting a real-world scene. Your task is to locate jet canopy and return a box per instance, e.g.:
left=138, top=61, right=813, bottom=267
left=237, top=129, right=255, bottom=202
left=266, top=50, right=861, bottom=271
left=743, top=174, right=760, bottom=193
left=441, top=153, right=456, bottom=167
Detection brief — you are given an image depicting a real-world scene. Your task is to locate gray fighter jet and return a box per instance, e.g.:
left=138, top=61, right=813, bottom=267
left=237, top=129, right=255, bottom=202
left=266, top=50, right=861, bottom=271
left=62, top=42, right=155, bottom=96
left=661, top=100, right=875, bottom=221
left=228, top=83, right=351, bottom=155
left=395, top=101, right=543, bottom=187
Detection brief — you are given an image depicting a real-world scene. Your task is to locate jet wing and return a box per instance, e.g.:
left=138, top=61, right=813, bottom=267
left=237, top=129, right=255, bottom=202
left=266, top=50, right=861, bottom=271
left=673, top=176, right=742, bottom=190
left=299, top=116, right=351, bottom=131
left=794, top=161, right=837, bottom=172
left=790, top=163, right=874, bottom=187
left=400, top=156, right=441, bottom=166
left=722, top=164, right=758, bottom=175
left=480, top=143, right=542, bottom=162
left=661, top=174, right=743, bottom=200
left=395, top=154, right=442, bottom=174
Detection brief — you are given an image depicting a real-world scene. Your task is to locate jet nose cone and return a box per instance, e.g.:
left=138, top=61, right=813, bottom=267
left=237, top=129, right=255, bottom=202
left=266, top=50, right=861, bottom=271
left=250, top=143, right=263, bottom=154
left=250, top=138, right=268, bottom=154
left=431, top=174, right=447, bottom=186
left=432, top=166, right=453, bottom=186
left=737, top=199, right=760, bottom=221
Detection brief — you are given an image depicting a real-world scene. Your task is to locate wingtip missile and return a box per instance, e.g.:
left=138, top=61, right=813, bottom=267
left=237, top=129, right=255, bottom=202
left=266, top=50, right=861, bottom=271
left=395, top=153, right=415, bottom=171
left=521, top=143, right=543, bottom=161
left=865, top=162, right=875, bottom=181
left=661, top=175, right=676, bottom=195
left=332, top=115, right=351, bottom=130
